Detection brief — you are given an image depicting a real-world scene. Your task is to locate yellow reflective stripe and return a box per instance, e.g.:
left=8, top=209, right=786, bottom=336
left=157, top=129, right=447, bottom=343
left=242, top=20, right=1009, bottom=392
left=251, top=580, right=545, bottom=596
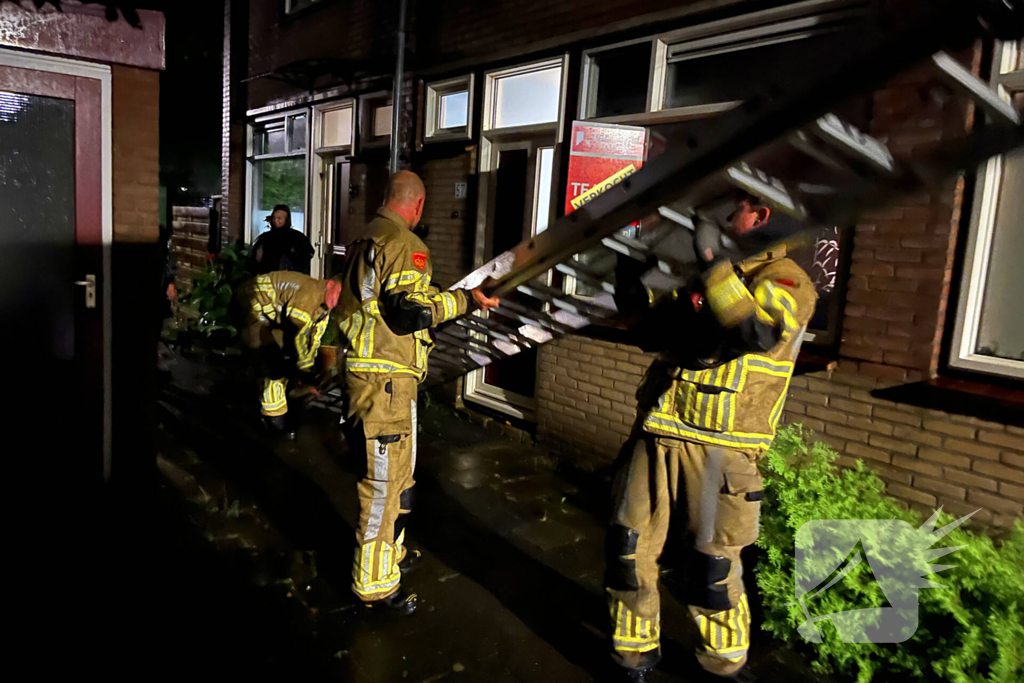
left=754, top=281, right=799, bottom=333
left=770, top=374, right=793, bottom=428
left=643, top=412, right=774, bottom=449
left=384, top=270, right=422, bottom=292
left=745, top=355, right=795, bottom=377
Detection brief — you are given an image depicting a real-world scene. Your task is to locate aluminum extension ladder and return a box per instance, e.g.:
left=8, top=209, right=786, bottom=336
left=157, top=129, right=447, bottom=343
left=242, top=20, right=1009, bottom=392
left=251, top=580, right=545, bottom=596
left=411, top=0, right=1024, bottom=388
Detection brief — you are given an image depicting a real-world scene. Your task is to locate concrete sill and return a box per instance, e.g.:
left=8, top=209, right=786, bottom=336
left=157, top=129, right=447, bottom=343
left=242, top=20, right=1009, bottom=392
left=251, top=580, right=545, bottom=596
left=874, top=377, right=1024, bottom=428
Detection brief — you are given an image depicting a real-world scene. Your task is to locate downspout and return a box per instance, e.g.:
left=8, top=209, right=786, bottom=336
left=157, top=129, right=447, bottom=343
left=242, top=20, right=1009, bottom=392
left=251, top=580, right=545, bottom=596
left=390, top=0, right=407, bottom=174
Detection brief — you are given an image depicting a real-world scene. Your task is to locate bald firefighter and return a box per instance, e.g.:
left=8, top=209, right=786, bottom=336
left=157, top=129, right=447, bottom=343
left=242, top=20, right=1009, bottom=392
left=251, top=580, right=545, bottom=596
left=239, top=271, right=342, bottom=433
left=606, top=195, right=816, bottom=681
left=338, top=171, right=499, bottom=613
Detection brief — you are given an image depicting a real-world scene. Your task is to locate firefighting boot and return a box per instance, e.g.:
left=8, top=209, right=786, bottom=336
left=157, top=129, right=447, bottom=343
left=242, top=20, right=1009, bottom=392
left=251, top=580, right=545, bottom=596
left=398, top=548, right=422, bottom=574
left=623, top=667, right=654, bottom=682
left=263, top=414, right=296, bottom=439
left=366, top=589, right=418, bottom=616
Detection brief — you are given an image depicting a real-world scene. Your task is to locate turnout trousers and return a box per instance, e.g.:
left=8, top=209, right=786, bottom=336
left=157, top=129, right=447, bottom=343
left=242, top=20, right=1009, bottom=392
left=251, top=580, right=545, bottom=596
left=345, top=373, right=418, bottom=602
left=606, top=427, right=764, bottom=676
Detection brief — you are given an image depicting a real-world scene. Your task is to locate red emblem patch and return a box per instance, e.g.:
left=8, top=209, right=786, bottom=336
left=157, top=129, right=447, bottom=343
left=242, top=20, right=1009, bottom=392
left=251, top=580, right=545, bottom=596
left=775, top=278, right=797, bottom=287
left=412, top=252, right=428, bottom=271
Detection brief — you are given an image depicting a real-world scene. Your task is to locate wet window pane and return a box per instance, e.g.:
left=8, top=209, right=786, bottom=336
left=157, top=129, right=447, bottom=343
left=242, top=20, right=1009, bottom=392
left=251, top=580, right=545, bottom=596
left=586, top=42, right=652, bottom=118
left=493, top=66, right=561, bottom=128
left=0, top=91, right=76, bottom=359
left=250, top=156, right=306, bottom=242
left=439, top=91, right=469, bottom=129
left=665, top=32, right=836, bottom=109
left=322, top=107, right=352, bottom=148
left=373, top=105, right=393, bottom=137
left=261, top=127, right=285, bottom=155
left=289, top=114, right=307, bottom=151
left=975, top=148, right=1024, bottom=361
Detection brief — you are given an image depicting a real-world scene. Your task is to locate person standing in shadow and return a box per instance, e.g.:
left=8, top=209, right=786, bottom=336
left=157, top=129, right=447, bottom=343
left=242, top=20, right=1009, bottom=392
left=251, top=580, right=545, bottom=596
left=250, top=204, right=315, bottom=275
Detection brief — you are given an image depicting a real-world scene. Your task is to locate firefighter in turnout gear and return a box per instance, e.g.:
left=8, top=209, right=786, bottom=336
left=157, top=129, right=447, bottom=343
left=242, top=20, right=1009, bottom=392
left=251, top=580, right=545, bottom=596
left=606, top=195, right=816, bottom=681
left=239, top=271, right=342, bottom=433
left=338, top=171, right=499, bottom=613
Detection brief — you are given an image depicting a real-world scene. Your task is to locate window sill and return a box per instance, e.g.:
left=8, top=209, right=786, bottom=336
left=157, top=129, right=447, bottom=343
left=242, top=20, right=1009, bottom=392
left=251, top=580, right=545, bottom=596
left=873, top=377, right=1024, bottom=428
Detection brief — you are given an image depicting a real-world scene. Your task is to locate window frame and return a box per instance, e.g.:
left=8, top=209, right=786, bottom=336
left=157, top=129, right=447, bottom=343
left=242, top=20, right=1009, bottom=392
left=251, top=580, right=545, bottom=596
left=949, top=38, right=1024, bottom=380
left=358, top=90, right=393, bottom=151
left=578, top=0, right=869, bottom=126
left=312, top=98, right=355, bottom=155
left=424, top=74, right=474, bottom=142
left=245, top=109, right=311, bottom=246
left=482, top=57, right=569, bottom=135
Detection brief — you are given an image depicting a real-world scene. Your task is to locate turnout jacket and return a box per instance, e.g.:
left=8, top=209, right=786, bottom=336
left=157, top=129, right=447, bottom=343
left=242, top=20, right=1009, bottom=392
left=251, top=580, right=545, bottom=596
left=621, top=250, right=816, bottom=458
left=240, top=271, right=331, bottom=371
left=338, top=207, right=468, bottom=380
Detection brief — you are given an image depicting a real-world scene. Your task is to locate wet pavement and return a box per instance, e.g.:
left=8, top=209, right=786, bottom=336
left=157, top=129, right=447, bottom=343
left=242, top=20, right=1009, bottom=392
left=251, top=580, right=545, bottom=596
left=153, top=351, right=822, bottom=683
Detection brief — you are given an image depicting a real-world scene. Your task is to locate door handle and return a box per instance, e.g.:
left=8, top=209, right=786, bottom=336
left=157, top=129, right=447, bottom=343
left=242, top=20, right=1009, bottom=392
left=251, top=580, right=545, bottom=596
left=75, top=274, right=97, bottom=309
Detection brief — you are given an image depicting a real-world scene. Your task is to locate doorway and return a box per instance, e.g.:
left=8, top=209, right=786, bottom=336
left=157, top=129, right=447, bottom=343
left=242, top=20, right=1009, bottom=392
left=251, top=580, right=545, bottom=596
left=0, top=49, right=112, bottom=477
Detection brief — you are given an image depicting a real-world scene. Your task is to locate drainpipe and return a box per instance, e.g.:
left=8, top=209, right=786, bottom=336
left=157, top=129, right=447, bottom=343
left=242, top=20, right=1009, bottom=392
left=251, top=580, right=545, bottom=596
left=389, top=0, right=407, bottom=174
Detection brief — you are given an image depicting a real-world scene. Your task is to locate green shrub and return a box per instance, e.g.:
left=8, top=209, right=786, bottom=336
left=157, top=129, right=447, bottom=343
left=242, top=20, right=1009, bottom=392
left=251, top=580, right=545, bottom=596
left=756, top=425, right=1024, bottom=683
left=183, top=243, right=251, bottom=342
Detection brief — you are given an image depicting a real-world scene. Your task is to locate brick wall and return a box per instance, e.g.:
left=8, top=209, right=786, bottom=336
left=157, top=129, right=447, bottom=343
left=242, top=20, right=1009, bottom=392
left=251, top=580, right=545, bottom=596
left=536, top=336, right=652, bottom=464
left=782, top=364, right=1024, bottom=527
left=112, top=65, right=160, bottom=244
left=418, top=150, right=476, bottom=287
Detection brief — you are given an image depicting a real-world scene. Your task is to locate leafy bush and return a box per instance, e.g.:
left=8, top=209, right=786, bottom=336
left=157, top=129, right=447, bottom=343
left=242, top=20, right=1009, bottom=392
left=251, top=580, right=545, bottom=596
left=183, top=243, right=251, bottom=342
left=756, top=426, right=1024, bottom=683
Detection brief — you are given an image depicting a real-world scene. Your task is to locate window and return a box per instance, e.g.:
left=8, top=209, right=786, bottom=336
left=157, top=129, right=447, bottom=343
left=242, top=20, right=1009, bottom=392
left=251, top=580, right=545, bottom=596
left=285, top=0, right=324, bottom=15
left=318, top=102, right=354, bottom=151
left=581, top=41, right=653, bottom=120
left=425, top=75, right=474, bottom=141
left=484, top=60, right=564, bottom=131
left=358, top=91, right=392, bottom=149
left=247, top=111, right=309, bottom=242
left=951, top=39, right=1024, bottom=379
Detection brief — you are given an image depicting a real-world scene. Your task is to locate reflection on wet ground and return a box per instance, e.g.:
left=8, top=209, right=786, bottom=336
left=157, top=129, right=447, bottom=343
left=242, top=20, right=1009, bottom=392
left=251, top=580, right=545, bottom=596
left=153, top=352, right=821, bottom=682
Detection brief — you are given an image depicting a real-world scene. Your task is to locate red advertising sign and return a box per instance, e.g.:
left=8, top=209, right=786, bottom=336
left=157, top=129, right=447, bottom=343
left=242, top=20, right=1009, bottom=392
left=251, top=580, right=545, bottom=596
left=564, top=121, right=648, bottom=215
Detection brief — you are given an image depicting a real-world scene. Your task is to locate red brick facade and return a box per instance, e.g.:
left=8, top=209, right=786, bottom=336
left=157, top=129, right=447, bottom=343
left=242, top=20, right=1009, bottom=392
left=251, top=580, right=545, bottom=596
left=112, top=65, right=161, bottom=244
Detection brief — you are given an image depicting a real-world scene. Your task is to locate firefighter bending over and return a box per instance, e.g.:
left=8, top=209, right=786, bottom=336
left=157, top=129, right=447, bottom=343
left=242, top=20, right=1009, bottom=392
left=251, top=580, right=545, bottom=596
left=338, top=171, right=499, bottom=614
left=606, top=194, right=816, bottom=681
left=239, top=271, right=342, bottom=434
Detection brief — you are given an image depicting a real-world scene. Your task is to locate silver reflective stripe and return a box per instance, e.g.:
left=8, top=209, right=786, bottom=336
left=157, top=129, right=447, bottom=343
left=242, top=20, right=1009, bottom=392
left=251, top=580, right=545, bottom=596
left=374, top=439, right=390, bottom=480
left=411, top=399, right=418, bottom=473
left=362, top=316, right=375, bottom=357
left=361, top=266, right=377, bottom=301
left=745, top=356, right=793, bottom=373
left=720, top=391, right=732, bottom=432
left=790, top=325, right=807, bottom=361
left=365, top=480, right=388, bottom=541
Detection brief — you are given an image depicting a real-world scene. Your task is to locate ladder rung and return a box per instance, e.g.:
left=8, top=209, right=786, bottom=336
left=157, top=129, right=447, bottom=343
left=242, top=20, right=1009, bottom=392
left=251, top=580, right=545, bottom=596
left=516, top=283, right=614, bottom=318
left=808, top=113, right=896, bottom=174
left=724, top=163, right=808, bottom=221
left=657, top=206, right=695, bottom=230
left=555, top=261, right=616, bottom=295
left=933, top=51, right=1021, bottom=127
left=456, top=316, right=533, bottom=349
left=435, top=330, right=506, bottom=360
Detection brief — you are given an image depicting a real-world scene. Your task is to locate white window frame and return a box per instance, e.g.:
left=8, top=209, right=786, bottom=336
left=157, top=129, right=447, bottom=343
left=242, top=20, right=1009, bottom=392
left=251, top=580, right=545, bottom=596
left=244, top=108, right=311, bottom=248
left=465, top=55, right=569, bottom=418
left=424, top=74, right=474, bottom=142
left=482, top=56, right=569, bottom=136
left=307, top=99, right=355, bottom=277
left=950, top=39, right=1024, bottom=379
left=578, top=0, right=868, bottom=125
left=358, top=91, right=392, bottom=150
